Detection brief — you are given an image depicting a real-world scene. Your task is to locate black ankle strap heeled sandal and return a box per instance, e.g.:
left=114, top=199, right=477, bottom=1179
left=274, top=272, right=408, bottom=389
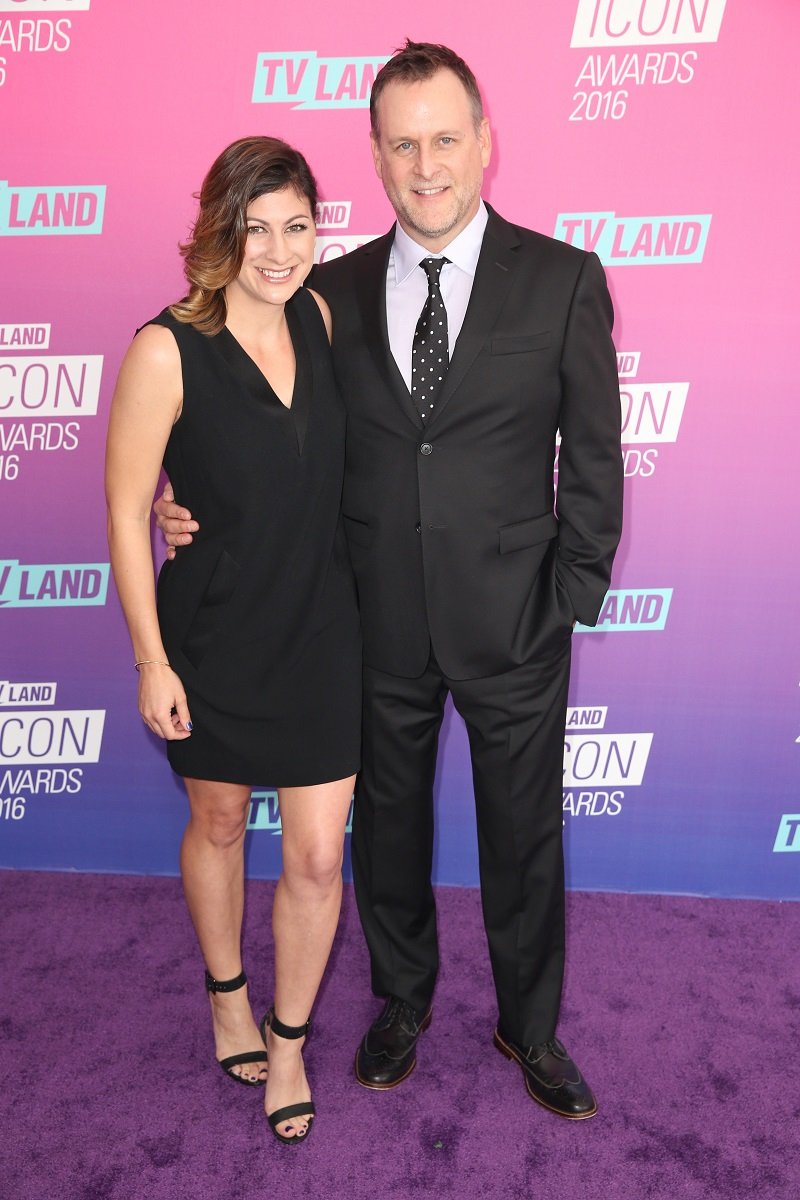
left=204, top=969, right=248, bottom=994
left=260, top=1006, right=316, bottom=1145
left=204, top=969, right=268, bottom=1087
left=268, top=1010, right=311, bottom=1040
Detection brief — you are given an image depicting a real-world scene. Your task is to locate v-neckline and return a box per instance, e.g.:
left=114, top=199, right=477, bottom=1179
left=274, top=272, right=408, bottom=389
left=213, top=295, right=311, bottom=455
left=221, top=306, right=297, bottom=409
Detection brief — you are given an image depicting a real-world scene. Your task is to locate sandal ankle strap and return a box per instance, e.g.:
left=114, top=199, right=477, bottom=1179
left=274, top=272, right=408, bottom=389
left=205, top=969, right=247, bottom=994
left=267, top=1007, right=311, bottom=1040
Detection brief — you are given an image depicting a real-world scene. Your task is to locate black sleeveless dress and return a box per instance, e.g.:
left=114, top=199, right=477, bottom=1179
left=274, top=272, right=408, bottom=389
left=149, top=287, right=361, bottom=786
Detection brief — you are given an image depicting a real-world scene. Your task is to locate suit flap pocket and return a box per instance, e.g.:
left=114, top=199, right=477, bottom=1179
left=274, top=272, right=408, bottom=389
left=343, top=514, right=374, bottom=548
left=491, top=332, right=550, bottom=355
left=499, top=512, right=558, bottom=554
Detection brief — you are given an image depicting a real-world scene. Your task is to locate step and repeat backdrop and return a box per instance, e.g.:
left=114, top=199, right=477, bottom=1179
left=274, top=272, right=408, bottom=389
left=1, top=1, right=797, bottom=898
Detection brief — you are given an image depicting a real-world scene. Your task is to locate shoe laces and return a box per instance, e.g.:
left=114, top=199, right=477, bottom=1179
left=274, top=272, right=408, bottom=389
left=381, top=996, right=422, bottom=1032
left=530, top=1037, right=565, bottom=1061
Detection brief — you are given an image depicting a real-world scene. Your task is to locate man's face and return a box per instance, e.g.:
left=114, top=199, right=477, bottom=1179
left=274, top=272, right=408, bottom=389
left=370, top=68, right=491, bottom=253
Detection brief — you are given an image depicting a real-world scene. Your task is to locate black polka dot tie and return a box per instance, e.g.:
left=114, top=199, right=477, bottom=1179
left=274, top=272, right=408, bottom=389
left=411, top=257, right=450, bottom=419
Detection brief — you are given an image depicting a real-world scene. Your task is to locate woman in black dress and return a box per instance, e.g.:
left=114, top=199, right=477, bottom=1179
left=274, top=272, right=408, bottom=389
left=106, top=138, right=361, bottom=1144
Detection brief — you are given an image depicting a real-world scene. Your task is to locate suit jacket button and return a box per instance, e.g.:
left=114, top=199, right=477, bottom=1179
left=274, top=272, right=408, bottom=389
left=415, top=522, right=421, bottom=534
left=420, top=442, right=433, bottom=455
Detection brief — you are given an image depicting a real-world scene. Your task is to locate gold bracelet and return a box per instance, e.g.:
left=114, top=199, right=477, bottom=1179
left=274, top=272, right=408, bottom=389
left=134, top=659, right=170, bottom=672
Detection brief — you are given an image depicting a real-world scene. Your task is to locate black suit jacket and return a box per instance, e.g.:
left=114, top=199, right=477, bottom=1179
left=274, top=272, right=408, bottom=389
left=312, top=205, right=623, bottom=680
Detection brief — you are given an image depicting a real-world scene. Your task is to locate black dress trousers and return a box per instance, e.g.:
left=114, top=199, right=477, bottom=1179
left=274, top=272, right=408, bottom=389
left=352, top=637, right=571, bottom=1046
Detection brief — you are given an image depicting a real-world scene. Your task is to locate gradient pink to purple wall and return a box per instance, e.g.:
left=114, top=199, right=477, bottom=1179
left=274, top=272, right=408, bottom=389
left=1, top=1, right=797, bottom=896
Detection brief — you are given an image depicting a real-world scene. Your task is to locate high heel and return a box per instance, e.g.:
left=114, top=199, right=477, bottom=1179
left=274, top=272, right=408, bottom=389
left=260, top=1007, right=315, bottom=1145
left=205, top=969, right=268, bottom=1087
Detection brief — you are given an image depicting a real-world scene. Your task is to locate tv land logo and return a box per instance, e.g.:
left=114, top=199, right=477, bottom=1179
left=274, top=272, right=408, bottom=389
left=568, top=0, right=727, bottom=120
left=0, top=182, right=105, bottom=236
left=252, top=51, right=388, bottom=108
left=575, top=588, right=672, bottom=633
left=0, top=560, right=109, bottom=607
left=0, top=323, right=50, bottom=349
left=563, top=705, right=653, bottom=816
left=248, top=788, right=354, bottom=834
left=773, top=815, right=800, bottom=854
left=0, top=678, right=56, bottom=705
left=555, top=211, right=711, bottom=264
left=316, top=202, right=351, bottom=230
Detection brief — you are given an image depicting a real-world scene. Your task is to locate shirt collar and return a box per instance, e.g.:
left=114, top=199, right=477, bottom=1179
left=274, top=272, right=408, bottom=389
left=390, top=200, right=488, bottom=286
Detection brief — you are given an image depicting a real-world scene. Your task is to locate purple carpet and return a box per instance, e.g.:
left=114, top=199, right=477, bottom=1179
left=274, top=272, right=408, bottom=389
left=2, top=870, right=798, bottom=1199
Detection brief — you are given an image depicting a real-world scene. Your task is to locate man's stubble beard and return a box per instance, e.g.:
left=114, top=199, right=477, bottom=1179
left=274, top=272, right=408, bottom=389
left=389, top=180, right=480, bottom=244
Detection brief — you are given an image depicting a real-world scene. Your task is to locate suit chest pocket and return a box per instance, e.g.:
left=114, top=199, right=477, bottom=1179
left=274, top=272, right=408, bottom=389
left=490, top=332, right=550, bottom=355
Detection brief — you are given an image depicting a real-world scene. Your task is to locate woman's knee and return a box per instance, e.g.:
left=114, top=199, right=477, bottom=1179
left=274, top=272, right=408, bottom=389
left=185, top=781, right=251, bottom=848
left=188, top=800, right=249, bottom=850
left=283, top=839, right=344, bottom=891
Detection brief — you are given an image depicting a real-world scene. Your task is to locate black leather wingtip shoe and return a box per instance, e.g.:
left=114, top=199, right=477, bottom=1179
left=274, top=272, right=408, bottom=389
left=494, top=1028, right=597, bottom=1119
left=355, top=996, right=432, bottom=1090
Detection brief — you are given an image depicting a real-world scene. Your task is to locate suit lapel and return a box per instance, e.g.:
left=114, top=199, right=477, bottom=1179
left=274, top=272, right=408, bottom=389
left=428, top=207, right=521, bottom=427
left=355, top=229, right=424, bottom=431
left=354, top=208, right=522, bottom=431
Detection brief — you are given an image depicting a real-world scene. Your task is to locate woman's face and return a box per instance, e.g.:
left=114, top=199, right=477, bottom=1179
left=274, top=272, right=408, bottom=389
left=228, top=186, right=316, bottom=310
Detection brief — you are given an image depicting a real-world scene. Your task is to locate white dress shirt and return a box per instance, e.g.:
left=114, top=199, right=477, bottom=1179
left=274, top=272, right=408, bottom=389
left=386, top=201, right=488, bottom=394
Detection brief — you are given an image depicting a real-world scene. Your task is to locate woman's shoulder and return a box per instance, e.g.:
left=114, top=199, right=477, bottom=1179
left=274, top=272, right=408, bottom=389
left=137, top=306, right=216, bottom=362
left=123, top=319, right=181, bottom=383
left=131, top=308, right=178, bottom=358
left=112, top=316, right=182, bottom=411
left=138, top=307, right=178, bottom=336
left=140, top=306, right=197, bottom=339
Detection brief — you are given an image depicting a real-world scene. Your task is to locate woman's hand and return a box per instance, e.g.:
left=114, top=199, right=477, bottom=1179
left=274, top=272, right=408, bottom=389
left=137, top=662, right=193, bottom=740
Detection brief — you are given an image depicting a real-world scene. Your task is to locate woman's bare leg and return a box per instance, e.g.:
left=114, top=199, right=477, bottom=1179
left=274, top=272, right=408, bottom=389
left=181, top=777, right=267, bottom=1083
left=265, top=775, right=356, bottom=1138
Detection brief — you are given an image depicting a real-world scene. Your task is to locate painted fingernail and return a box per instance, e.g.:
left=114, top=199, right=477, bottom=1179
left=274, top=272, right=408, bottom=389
left=186, top=722, right=193, bottom=731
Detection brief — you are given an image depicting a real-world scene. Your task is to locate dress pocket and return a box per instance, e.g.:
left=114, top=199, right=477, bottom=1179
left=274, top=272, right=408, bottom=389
left=181, top=548, right=240, bottom=668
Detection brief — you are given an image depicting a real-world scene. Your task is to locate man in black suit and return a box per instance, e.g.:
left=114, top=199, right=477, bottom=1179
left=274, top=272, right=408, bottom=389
left=158, top=42, right=622, bottom=1119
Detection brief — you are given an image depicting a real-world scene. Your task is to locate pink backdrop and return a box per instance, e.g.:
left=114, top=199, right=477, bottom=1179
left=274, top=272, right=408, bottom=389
left=1, top=0, right=798, bottom=898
